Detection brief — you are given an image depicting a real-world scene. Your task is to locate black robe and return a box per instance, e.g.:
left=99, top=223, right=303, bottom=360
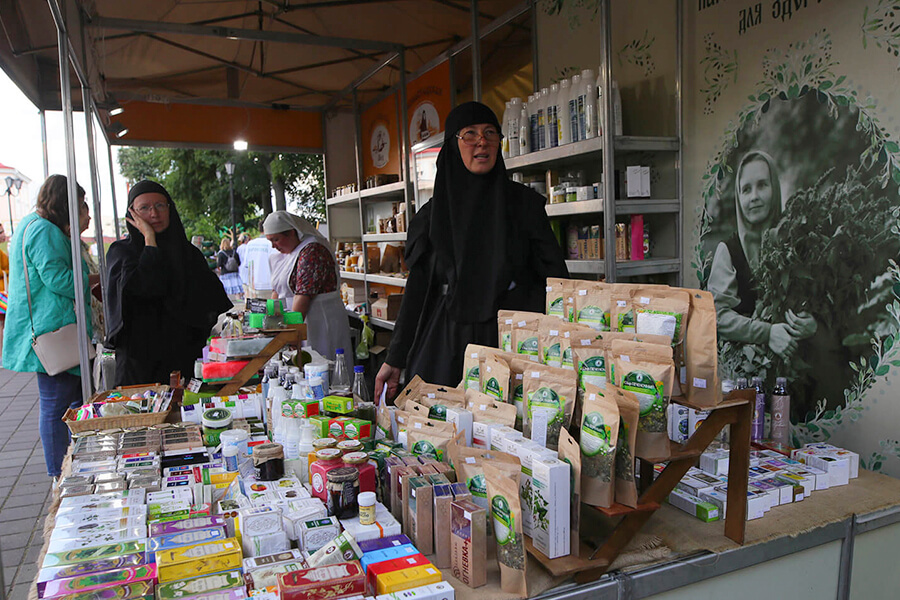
left=105, top=182, right=231, bottom=386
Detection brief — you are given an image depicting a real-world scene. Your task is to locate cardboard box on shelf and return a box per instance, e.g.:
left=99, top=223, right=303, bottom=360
left=372, top=294, right=404, bottom=321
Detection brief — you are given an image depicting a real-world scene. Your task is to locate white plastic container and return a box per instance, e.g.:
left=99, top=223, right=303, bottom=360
left=501, top=100, right=511, bottom=159
left=568, top=74, right=582, bottom=143
left=507, top=97, right=521, bottom=156
left=581, top=69, right=597, bottom=140
left=304, top=362, right=330, bottom=392
left=557, top=78, right=572, bottom=145
left=538, top=87, right=550, bottom=150
left=519, top=99, right=531, bottom=155
left=547, top=83, right=560, bottom=148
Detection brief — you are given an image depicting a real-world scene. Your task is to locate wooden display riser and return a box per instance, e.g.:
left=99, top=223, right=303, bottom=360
left=215, top=324, right=306, bottom=395
left=525, top=389, right=755, bottom=583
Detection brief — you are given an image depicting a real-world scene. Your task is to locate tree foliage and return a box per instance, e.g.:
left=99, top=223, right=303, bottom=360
left=117, top=147, right=325, bottom=241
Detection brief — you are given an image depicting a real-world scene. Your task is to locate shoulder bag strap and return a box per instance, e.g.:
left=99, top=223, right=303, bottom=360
left=20, top=218, right=38, bottom=341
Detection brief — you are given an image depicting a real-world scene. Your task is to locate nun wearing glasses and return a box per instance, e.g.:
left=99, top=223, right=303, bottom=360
left=376, top=101, right=568, bottom=399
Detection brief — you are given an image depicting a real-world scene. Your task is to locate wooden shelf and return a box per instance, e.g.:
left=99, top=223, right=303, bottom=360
left=215, top=325, right=306, bottom=395
left=524, top=538, right=609, bottom=578
left=362, top=232, right=407, bottom=242
left=326, top=194, right=360, bottom=206
left=592, top=501, right=660, bottom=518
left=359, top=180, right=406, bottom=200
left=545, top=199, right=604, bottom=217
left=339, top=271, right=365, bottom=282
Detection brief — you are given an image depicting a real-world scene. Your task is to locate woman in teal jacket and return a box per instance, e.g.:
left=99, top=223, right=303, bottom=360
left=2, top=175, right=92, bottom=479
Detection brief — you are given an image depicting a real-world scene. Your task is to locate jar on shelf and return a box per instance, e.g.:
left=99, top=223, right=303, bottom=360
left=309, top=447, right=344, bottom=501
left=326, top=466, right=360, bottom=519
left=342, top=451, right=376, bottom=494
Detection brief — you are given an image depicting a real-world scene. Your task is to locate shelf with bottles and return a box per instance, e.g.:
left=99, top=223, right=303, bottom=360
left=362, top=232, right=406, bottom=243
left=326, top=193, right=360, bottom=207
left=505, top=136, right=605, bottom=172
left=366, top=273, right=407, bottom=288
left=545, top=199, right=604, bottom=218
left=359, top=180, right=407, bottom=200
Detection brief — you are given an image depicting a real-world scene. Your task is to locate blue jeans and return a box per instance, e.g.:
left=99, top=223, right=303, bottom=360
left=37, top=372, right=82, bottom=477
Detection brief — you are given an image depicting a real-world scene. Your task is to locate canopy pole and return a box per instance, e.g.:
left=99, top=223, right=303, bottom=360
left=83, top=92, right=111, bottom=320
left=50, top=0, right=93, bottom=402
left=107, top=142, right=121, bottom=240
left=471, top=0, right=482, bottom=102
left=40, top=109, right=49, bottom=180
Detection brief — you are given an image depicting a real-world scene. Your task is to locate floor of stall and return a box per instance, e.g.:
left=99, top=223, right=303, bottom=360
left=0, top=370, right=55, bottom=600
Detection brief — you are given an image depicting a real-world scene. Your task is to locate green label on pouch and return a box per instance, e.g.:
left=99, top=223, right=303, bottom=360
left=428, top=404, right=448, bottom=421
left=543, top=343, right=561, bottom=363
left=491, top=495, right=515, bottom=545
left=548, top=297, right=565, bottom=317
left=484, top=377, right=504, bottom=400
left=467, top=474, right=487, bottom=499
left=579, top=355, right=607, bottom=389
left=562, top=346, right=573, bottom=368
left=466, top=366, right=480, bottom=388
left=502, top=333, right=512, bottom=352
left=617, top=311, right=635, bottom=332
left=518, top=336, right=539, bottom=356
left=581, top=412, right=613, bottom=457
left=577, top=305, right=609, bottom=330
left=622, top=370, right=664, bottom=416
left=528, top=387, right=564, bottom=424
left=412, top=440, right=442, bottom=461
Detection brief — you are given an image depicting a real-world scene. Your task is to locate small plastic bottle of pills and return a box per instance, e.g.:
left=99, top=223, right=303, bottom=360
left=358, top=491, right=377, bottom=525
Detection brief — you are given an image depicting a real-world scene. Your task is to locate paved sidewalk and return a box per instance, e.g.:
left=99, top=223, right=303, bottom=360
left=0, top=370, right=54, bottom=600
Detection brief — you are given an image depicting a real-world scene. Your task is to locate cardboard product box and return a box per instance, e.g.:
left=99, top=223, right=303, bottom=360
left=626, top=166, right=642, bottom=198
left=375, top=581, right=455, bottom=600
left=283, top=500, right=329, bottom=541
left=372, top=294, right=404, bottom=321
left=516, top=442, right=557, bottom=538
left=340, top=503, right=401, bottom=542
left=748, top=482, right=780, bottom=511
left=243, top=549, right=305, bottom=573
left=699, top=449, right=730, bottom=476
left=323, top=395, right=355, bottom=415
left=392, top=466, right=417, bottom=524
left=629, top=215, right=645, bottom=261
left=807, top=454, right=851, bottom=486
left=155, top=569, right=243, bottom=600
left=667, top=488, right=720, bottom=522
left=530, top=457, right=570, bottom=559
left=775, top=472, right=811, bottom=499
left=298, top=517, right=341, bottom=554
left=432, top=483, right=470, bottom=570
left=450, top=498, right=486, bottom=589
left=155, top=538, right=242, bottom=582
left=360, top=544, right=419, bottom=573
left=147, top=527, right=227, bottom=552
left=46, top=529, right=146, bottom=555
left=792, top=465, right=831, bottom=491
left=688, top=408, right=710, bottom=435
left=51, top=518, right=149, bottom=541
left=407, top=477, right=434, bottom=555
left=243, top=530, right=290, bottom=558
left=376, top=565, right=442, bottom=596
left=358, top=534, right=413, bottom=554
left=278, top=561, right=366, bottom=600
left=150, top=516, right=226, bottom=537
left=367, top=553, right=431, bottom=596
left=757, top=477, right=795, bottom=505
left=245, top=560, right=310, bottom=591
left=668, top=403, right=689, bottom=443
left=40, top=565, right=157, bottom=600
left=41, top=541, right=148, bottom=570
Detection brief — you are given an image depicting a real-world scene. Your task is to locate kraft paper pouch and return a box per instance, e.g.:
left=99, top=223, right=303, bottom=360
left=573, top=286, right=612, bottom=332
left=466, top=389, right=517, bottom=426
left=417, top=393, right=466, bottom=421
left=408, top=424, right=455, bottom=462
left=631, top=288, right=691, bottom=346
left=484, top=461, right=528, bottom=597
left=610, top=340, right=675, bottom=459
left=611, top=385, right=641, bottom=508
left=522, top=364, right=577, bottom=451
left=462, top=345, right=494, bottom=391
left=684, top=290, right=720, bottom=407
left=405, top=400, right=432, bottom=420
left=558, top=322, right=585, bottom=371
left=511, top=312, right=543, bottom=361
left=508, top=358, right=531, bottom=430
left=447, top=434, right=520, bottom=531
left=375, top=403, right=394, bottom=441
left=610, top=293, right=635, bottom=333
left=394, top=375, right=426, bottom=410
left=579, top=384, right=620, bottom=508
left=498, top=310, right=518, bottom=353
left=545, top=278, right=570, bottom=320
left=557, top=428, right=581, bottom=558
left=539, top=318, right=566, bottom=367
left=393, top=409, right=416, bottom=443
left=480, top=354, right=511, bottom=403
left=407, top=415, right=456, bottom=436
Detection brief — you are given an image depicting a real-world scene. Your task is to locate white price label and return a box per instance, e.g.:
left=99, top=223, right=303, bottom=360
left=617, top=300, right=627, bottom=307
left=466, top=457, right=476, bottom=464
left=640, top=296, right=651, bottom=304
left=621, top=355, right=631, bottom=362
left=578, top=289, right=588, bottom=296
left=693, top=378, right=708, bottom=389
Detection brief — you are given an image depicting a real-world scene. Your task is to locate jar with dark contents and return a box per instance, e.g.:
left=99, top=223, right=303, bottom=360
left=253, top=442, right=285, bottom=481
left=326, top=466, right=360, bottom=519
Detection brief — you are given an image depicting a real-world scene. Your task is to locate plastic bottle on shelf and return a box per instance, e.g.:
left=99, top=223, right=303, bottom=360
left=266, top=366, right=286, bottom=436
left=547, top=84, right=560, bottom=148
left=507, top=97, right=521, bottom=156
left=538, top=87, right=550, bottom=151
left=568, top=74, right=582, bottom=143
left=519, top=98, right=531, bottom=156
left=261, top=363, right=277, bottom=400
left=283, top=413, right=300, bottom=460
left=296, top=419, right=315, bottom=485
left=612, top=79, right=623, bottom=136
left=735, top=377, right=748, bottom=389
left=501, top=100, right=511, bottom=159
left=527, top=94, right=538, bottom=153
left=751, top=377, right=766, bottom=441
left=557, top=78, right=572, bottom=146
left=581, top=69, right=597, bottom=140
left=770, top=377, right=791, bottom=446
left=331, top=348, right=351, bottom=394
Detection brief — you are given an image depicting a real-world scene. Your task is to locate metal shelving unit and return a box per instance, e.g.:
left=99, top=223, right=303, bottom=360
left=361, top=232, right=407, bottom=243
left=339, top=270, right=366, bottom=282
left=367, top=274, right=408, bottom=287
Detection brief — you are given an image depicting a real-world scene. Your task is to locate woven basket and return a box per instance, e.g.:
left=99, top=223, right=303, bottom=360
left=63, top=385, right=171, bottom=434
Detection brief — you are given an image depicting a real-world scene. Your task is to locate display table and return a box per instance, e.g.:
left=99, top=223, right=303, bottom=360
left=33, top=446, right=900, bottom=600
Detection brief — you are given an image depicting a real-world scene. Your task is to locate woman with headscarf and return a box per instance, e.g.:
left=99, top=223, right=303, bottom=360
left=106, top=181, right=232, bottom=386
left=708, top=151, right=816, bottom=358
left=2, top=175, right=92, bottom=480
left=375, top=101, right=568, bottom=399
left=263, top=210, right=351, bottom=359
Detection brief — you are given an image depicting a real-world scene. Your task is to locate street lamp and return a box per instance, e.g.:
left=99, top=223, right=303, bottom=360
left=4, top=176, right=23, bottom=234
left=224, top=161, right=236, bottom=238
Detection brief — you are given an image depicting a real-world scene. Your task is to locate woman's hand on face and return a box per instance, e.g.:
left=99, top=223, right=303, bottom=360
left=769, top=323, right=799, bottom=357
left=785, top=309, right=817, bottom=340
left=374, top=362, right=402, bottom=405
left=126, top=208, right=157, bottom=246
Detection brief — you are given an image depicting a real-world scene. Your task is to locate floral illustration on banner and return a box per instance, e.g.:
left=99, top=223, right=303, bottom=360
left=862, top=1, right=900, bottom=68
left=618, top=29, right=656, bottom=77
left=540, top=0, right=599, bottom=30
left=699, top=33, right=738, bottom=115
left=692, top=30, right=900, bottom=473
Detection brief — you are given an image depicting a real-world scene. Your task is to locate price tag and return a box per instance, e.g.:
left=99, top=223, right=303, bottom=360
left=640, top=296, right=651, bottom=304
left=187, top=378, right=203, bottom=393
left=545, top=286, right=552, bottom=292
left=466, top=457, right=476, bottom=464
left=693, top=378, right=708, bottom=389
left=531, top=372, right=541, bottom=378
left=581, top=339, right=592, bottom=346
left=550, top=329, right=559, bottom=336
left=578, top=289, right=588, bottom=296
left=617, top=300, right=627, bottom=307
left=479, top=404, right=487, bottom=411
left=505, top=319, right=513, bottom=325
left=427, top=393, right=436, bottom=399
left=414, top=422, right=423, bottom=429
left=621, top=355, right=631, bottom=362
left=518, top=321, right=527, bottom=327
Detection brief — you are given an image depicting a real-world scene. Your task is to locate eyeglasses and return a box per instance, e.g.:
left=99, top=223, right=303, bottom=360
left=132, top=203, right=169, bottom=216
left=456, top=128, right=503, bottom=146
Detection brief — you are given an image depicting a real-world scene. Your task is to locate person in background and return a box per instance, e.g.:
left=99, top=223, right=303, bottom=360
left=236, top=232, right=251, bottom=290
left=77, top=201, right=104, bottom=342
left=106, top=180, right=231, bottom=385
left=217, top=235, right=243, bottom=299
left=264, top=210, right=351, bottom=359
left=375, top=102, right=568, bottom=399
left=0, top=223, right=9, bottom=354
left=2, top=175, right=93, bottom=480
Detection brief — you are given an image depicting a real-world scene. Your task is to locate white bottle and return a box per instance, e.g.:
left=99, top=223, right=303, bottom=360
left=568, top=74, right=582, bottom=143
left=501, top=100, right=512, bottom=159
left=527, top=94, right=538, bottom=153
left=612, top=79, right=623, bottom=136
left=538, top=87, right=550, bottom=150
left=507, top=97, right=521, bottom=156
left=519, top=99, right=531, bottom=156
left=283, top=415, right=300, bottom=460
left=595, top=73, right=604, bottom=137
left=266, top=369, right=286, bottom=437
left=557, top=78, right=572, bottom=145
left=547, top=84, right=560, bottom=148
left=581, top=69, right=597, bottom=140
left=296, top=419, right=314, bottom=485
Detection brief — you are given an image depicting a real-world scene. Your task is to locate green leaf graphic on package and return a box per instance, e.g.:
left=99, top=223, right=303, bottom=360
left=467, top=474, right=487, bottom=499
left=578, top=305, right=609, bottom=327
left=491, top=495, right=516, bottom=545
left=428, top=404, right=448, bottom=421
left=412, top=440, right=442, bottom=461
left=484, top=378, right=504, bottom=400
left=528, top=387, right=564, bottom=423
left=622, top=370, right=664, bottom=416
left=466, top=366, right=479, bottom=384
left=549, top=297, right=565, bottom=317
left=581, top=412, right=613, bottom=457
left=543, top=343, right=561, bottom=362
left=518, top=337, right=539, bottom=355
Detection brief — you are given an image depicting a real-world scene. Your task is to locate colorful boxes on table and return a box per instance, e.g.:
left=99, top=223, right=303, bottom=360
left=277, top=561, right=365, bottom=600
left=155, top=538, right=242, bottom=582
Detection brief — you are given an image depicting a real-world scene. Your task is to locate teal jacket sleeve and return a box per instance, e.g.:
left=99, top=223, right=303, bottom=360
left=27, top=220, right=79, bottom=299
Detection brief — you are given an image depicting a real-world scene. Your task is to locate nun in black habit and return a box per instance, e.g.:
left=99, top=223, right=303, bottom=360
left=375, top=101, right=568, bottom=399
left=106, top=181, right=232, bottom=386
